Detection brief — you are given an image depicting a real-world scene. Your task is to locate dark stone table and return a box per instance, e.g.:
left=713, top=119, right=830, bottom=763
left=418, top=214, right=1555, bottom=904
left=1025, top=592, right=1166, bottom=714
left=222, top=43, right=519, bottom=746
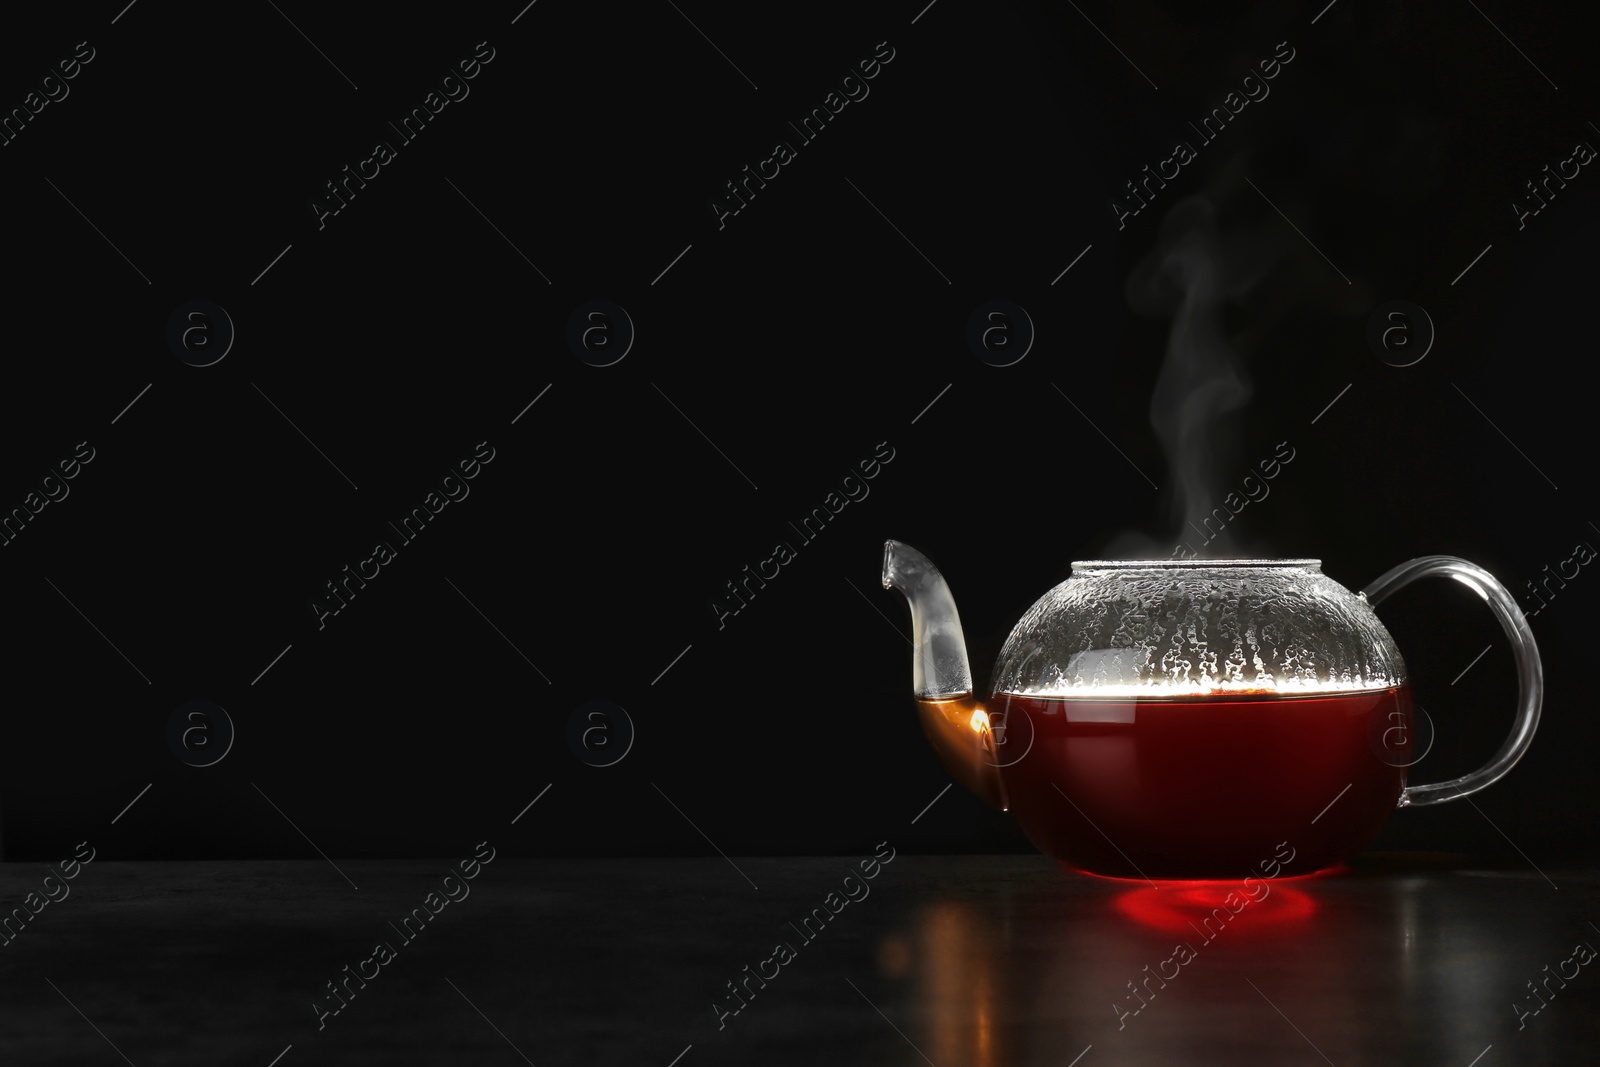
left=1, top=855, right=1595, bottom=1066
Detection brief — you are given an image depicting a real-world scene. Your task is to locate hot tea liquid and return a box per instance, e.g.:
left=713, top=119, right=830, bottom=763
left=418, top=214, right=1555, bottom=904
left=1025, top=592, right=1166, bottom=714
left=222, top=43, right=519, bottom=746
left=990, top=686, right=1414, bottom=878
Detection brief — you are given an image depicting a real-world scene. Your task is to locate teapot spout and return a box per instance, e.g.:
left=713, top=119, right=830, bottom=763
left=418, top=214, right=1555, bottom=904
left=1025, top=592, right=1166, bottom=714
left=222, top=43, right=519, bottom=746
left=883, top=540, right=1006, bottom=811
left=881, top=539, right=974, bottom=698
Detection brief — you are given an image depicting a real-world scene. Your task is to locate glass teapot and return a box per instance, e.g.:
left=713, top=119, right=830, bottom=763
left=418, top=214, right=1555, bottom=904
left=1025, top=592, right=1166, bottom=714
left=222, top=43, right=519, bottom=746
left=882, top=541, right=1542, bottom=878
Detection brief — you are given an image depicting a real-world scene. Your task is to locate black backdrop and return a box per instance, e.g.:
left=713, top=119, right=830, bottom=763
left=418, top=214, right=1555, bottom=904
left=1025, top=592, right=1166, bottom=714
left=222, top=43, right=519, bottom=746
left=0, top=0, right=1594, bottom=864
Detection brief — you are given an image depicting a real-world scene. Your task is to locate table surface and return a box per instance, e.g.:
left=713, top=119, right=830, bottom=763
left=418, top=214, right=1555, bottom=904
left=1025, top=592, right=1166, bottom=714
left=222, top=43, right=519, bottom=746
left=1, top=854, right=1595, bottom=1066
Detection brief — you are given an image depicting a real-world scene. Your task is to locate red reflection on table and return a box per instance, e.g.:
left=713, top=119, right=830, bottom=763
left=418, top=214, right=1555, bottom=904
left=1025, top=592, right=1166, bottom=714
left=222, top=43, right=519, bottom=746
left=1112, top=879, right=1319, bottom=935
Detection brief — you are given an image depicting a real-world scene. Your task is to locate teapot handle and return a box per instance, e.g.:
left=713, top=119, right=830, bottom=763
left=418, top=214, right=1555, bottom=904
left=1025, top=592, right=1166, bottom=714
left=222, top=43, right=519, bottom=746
left=1363, top=555, right=1543, bottom=807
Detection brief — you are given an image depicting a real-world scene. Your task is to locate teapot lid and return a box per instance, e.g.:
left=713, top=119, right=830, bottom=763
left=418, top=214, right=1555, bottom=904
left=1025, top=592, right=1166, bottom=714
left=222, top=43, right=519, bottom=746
left=990, top=559, right=1407, bottom=699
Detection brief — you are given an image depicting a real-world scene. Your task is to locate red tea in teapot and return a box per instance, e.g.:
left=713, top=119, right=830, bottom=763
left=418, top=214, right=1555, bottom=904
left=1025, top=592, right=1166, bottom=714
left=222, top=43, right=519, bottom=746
left=989, top=686, right=1413, bottom=879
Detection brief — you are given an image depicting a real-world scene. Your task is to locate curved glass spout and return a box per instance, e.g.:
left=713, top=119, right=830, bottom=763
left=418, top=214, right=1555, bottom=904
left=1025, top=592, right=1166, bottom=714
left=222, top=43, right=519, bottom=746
left=883, top=540, right=1005, bottom=811
left=881, top=539, right=974, bottom=698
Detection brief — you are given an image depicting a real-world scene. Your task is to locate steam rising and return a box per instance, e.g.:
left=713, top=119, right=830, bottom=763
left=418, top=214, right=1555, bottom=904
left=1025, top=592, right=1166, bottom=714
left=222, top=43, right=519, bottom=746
left=1107, top=195, right=1274, bottom=558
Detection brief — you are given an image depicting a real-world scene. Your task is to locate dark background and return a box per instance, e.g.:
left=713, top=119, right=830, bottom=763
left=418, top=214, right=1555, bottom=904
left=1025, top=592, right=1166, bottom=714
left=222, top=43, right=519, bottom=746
left=0, top=0, right=1593, bottom=865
